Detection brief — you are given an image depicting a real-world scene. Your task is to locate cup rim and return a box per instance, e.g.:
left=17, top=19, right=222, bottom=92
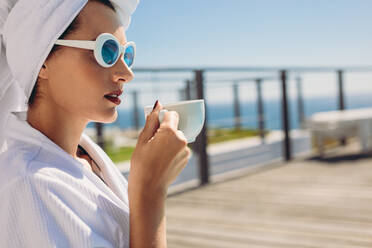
left=144, top=99, right=204, bottom=109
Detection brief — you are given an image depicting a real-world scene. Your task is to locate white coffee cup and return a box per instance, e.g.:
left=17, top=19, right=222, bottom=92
left=144, top=99, right=205, bottom=143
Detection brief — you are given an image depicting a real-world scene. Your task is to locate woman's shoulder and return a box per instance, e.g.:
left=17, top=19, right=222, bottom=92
left=0, top=139, right=41, bottom=181
left=0, top=151, right=66, bottom=194
left=0, top=151, right=129, bottom=248
left=2, top=138, right=66, bottom=169
left=0, top=140, right=83, bottom=192
left=0, top=137, right=41, bottom=163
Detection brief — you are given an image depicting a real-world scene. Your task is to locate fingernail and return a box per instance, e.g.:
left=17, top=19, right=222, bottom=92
left=152, top=100, right=159, bottom=110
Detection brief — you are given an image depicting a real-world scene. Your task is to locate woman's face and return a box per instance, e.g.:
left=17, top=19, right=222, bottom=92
left=39, top=1, right=134, bottom=123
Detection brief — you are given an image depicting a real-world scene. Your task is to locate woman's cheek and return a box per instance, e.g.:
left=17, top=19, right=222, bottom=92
left=86, top=58, right=105, bottom=79
left=71, top=54, right=107, bottom=100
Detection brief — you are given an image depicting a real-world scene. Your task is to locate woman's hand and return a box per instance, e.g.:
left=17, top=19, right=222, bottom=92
left=129, top=101, right=191, bottom=196
left=128, top=101, right=191, bottom=248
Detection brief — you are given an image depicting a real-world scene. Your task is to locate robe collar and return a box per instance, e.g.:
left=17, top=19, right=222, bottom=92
left=5, top=111, right=129, bottom=210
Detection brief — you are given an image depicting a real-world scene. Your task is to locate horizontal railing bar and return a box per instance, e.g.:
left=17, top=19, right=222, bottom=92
left=132, top=66, right=372, bottom=73
left=206, top=76, right=277, bottom=83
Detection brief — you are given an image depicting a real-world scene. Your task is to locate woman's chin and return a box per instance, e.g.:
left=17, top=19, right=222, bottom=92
left=94, top=108, right=118, bottom=123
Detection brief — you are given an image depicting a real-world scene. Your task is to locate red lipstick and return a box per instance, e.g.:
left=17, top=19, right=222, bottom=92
left=104, top=89, right=123, bottom=105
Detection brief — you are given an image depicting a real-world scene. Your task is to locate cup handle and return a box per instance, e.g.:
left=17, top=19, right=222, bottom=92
left=159, top=109, right=168, bottom=123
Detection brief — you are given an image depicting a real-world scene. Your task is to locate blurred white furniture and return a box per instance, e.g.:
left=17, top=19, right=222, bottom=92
left=307, top=108, right=372, bottom=154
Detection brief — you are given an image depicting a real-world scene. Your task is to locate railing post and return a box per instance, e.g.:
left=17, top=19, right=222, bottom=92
left=180, top=79, right=193, bottom=101
left=185, top=80, right=192, bottom=100
left=179, top=89, right=186, bottom=101
left=132, top=90, right=140, bottom=131
left=256, top=79, right=265, bottom=141
left=95, top=122, right=105, bottom=150
left=280, top=70, right=291, bottom=161
left=296, top=76, right=305, bottom=129
left=194, top=70, right=209, bottom=186
left=233, top=81, right=242, bottom=130
left=337, top=70, right=346, bottom=145
left=337, top=70, right=346, bottom=111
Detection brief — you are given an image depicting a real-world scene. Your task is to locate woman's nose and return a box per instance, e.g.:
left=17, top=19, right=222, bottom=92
left=111, top=56, right=134, bottom=84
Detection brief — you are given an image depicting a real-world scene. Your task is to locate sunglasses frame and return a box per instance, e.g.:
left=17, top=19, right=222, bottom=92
left=55, top=33, right=136, bottom=68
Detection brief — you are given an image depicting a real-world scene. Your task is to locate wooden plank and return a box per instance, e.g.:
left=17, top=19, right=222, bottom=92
left=166, top=144, right=372, bottom=247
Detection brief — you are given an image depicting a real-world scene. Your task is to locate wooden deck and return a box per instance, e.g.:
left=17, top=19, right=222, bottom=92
left=166, top=143, right=372, bottom=247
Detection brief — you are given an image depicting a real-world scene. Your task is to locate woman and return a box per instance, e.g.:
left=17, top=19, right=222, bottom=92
left=0, top=0, right=191, bottom=247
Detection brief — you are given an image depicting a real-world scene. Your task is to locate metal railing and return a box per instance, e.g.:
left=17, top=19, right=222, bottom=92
left=95, top=66, right=372, bottom=186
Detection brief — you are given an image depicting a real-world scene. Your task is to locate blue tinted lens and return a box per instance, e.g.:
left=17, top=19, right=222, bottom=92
left=124, top=45, right=135, bottom=67
left=102, top=39, right=119, bottom=65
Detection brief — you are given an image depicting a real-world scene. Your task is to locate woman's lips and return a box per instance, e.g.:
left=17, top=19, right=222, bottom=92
left=104, top=89, right=123, bottom=105
left=104, top=95, right=121, bottom=105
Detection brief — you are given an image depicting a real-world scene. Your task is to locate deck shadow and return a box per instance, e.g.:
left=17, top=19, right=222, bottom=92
left=307, top=152, right=372, bottom=163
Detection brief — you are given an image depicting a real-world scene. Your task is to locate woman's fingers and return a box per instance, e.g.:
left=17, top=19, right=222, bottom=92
left=138, top=101, right=183, bottom=146
left=160, top=110, right=179, bottom=131
left=137, top=101, right=163, bottom=144
left=152, top=112, right=187, bottom=149
left=167, top=147, right=191, bottom=185
left=175, top=130, right=188, bottom=143
left=170, top=147, right=191, bottom=167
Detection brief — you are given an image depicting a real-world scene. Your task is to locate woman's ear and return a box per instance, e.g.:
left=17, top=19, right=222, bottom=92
left=38, top=64, right=48, bottom=80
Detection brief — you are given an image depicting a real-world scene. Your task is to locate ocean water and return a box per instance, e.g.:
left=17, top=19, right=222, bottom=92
left=88, top=94, right=372, bottom=131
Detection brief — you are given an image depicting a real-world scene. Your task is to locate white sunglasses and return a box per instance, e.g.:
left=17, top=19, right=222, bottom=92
left=55, top=33, right=136, bottom=68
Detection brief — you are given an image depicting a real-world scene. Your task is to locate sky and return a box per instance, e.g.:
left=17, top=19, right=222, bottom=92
left=126, top=0, right=372, bottom=67
left=121, top=0, right=372, bottom=108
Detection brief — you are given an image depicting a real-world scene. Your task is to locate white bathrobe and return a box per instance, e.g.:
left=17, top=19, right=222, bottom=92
left=0, top=111, right=131, bottom=248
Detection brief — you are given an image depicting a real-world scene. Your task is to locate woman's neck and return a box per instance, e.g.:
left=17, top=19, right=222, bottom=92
left=27, top=101, right=88, bottom=159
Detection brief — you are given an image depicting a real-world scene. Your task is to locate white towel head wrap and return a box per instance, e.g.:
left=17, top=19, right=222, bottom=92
left=0, top=0, right=138, bottom=152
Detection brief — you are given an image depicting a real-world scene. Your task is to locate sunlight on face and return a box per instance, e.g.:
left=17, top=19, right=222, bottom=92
left=42, top=1, right=134, bottom=123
